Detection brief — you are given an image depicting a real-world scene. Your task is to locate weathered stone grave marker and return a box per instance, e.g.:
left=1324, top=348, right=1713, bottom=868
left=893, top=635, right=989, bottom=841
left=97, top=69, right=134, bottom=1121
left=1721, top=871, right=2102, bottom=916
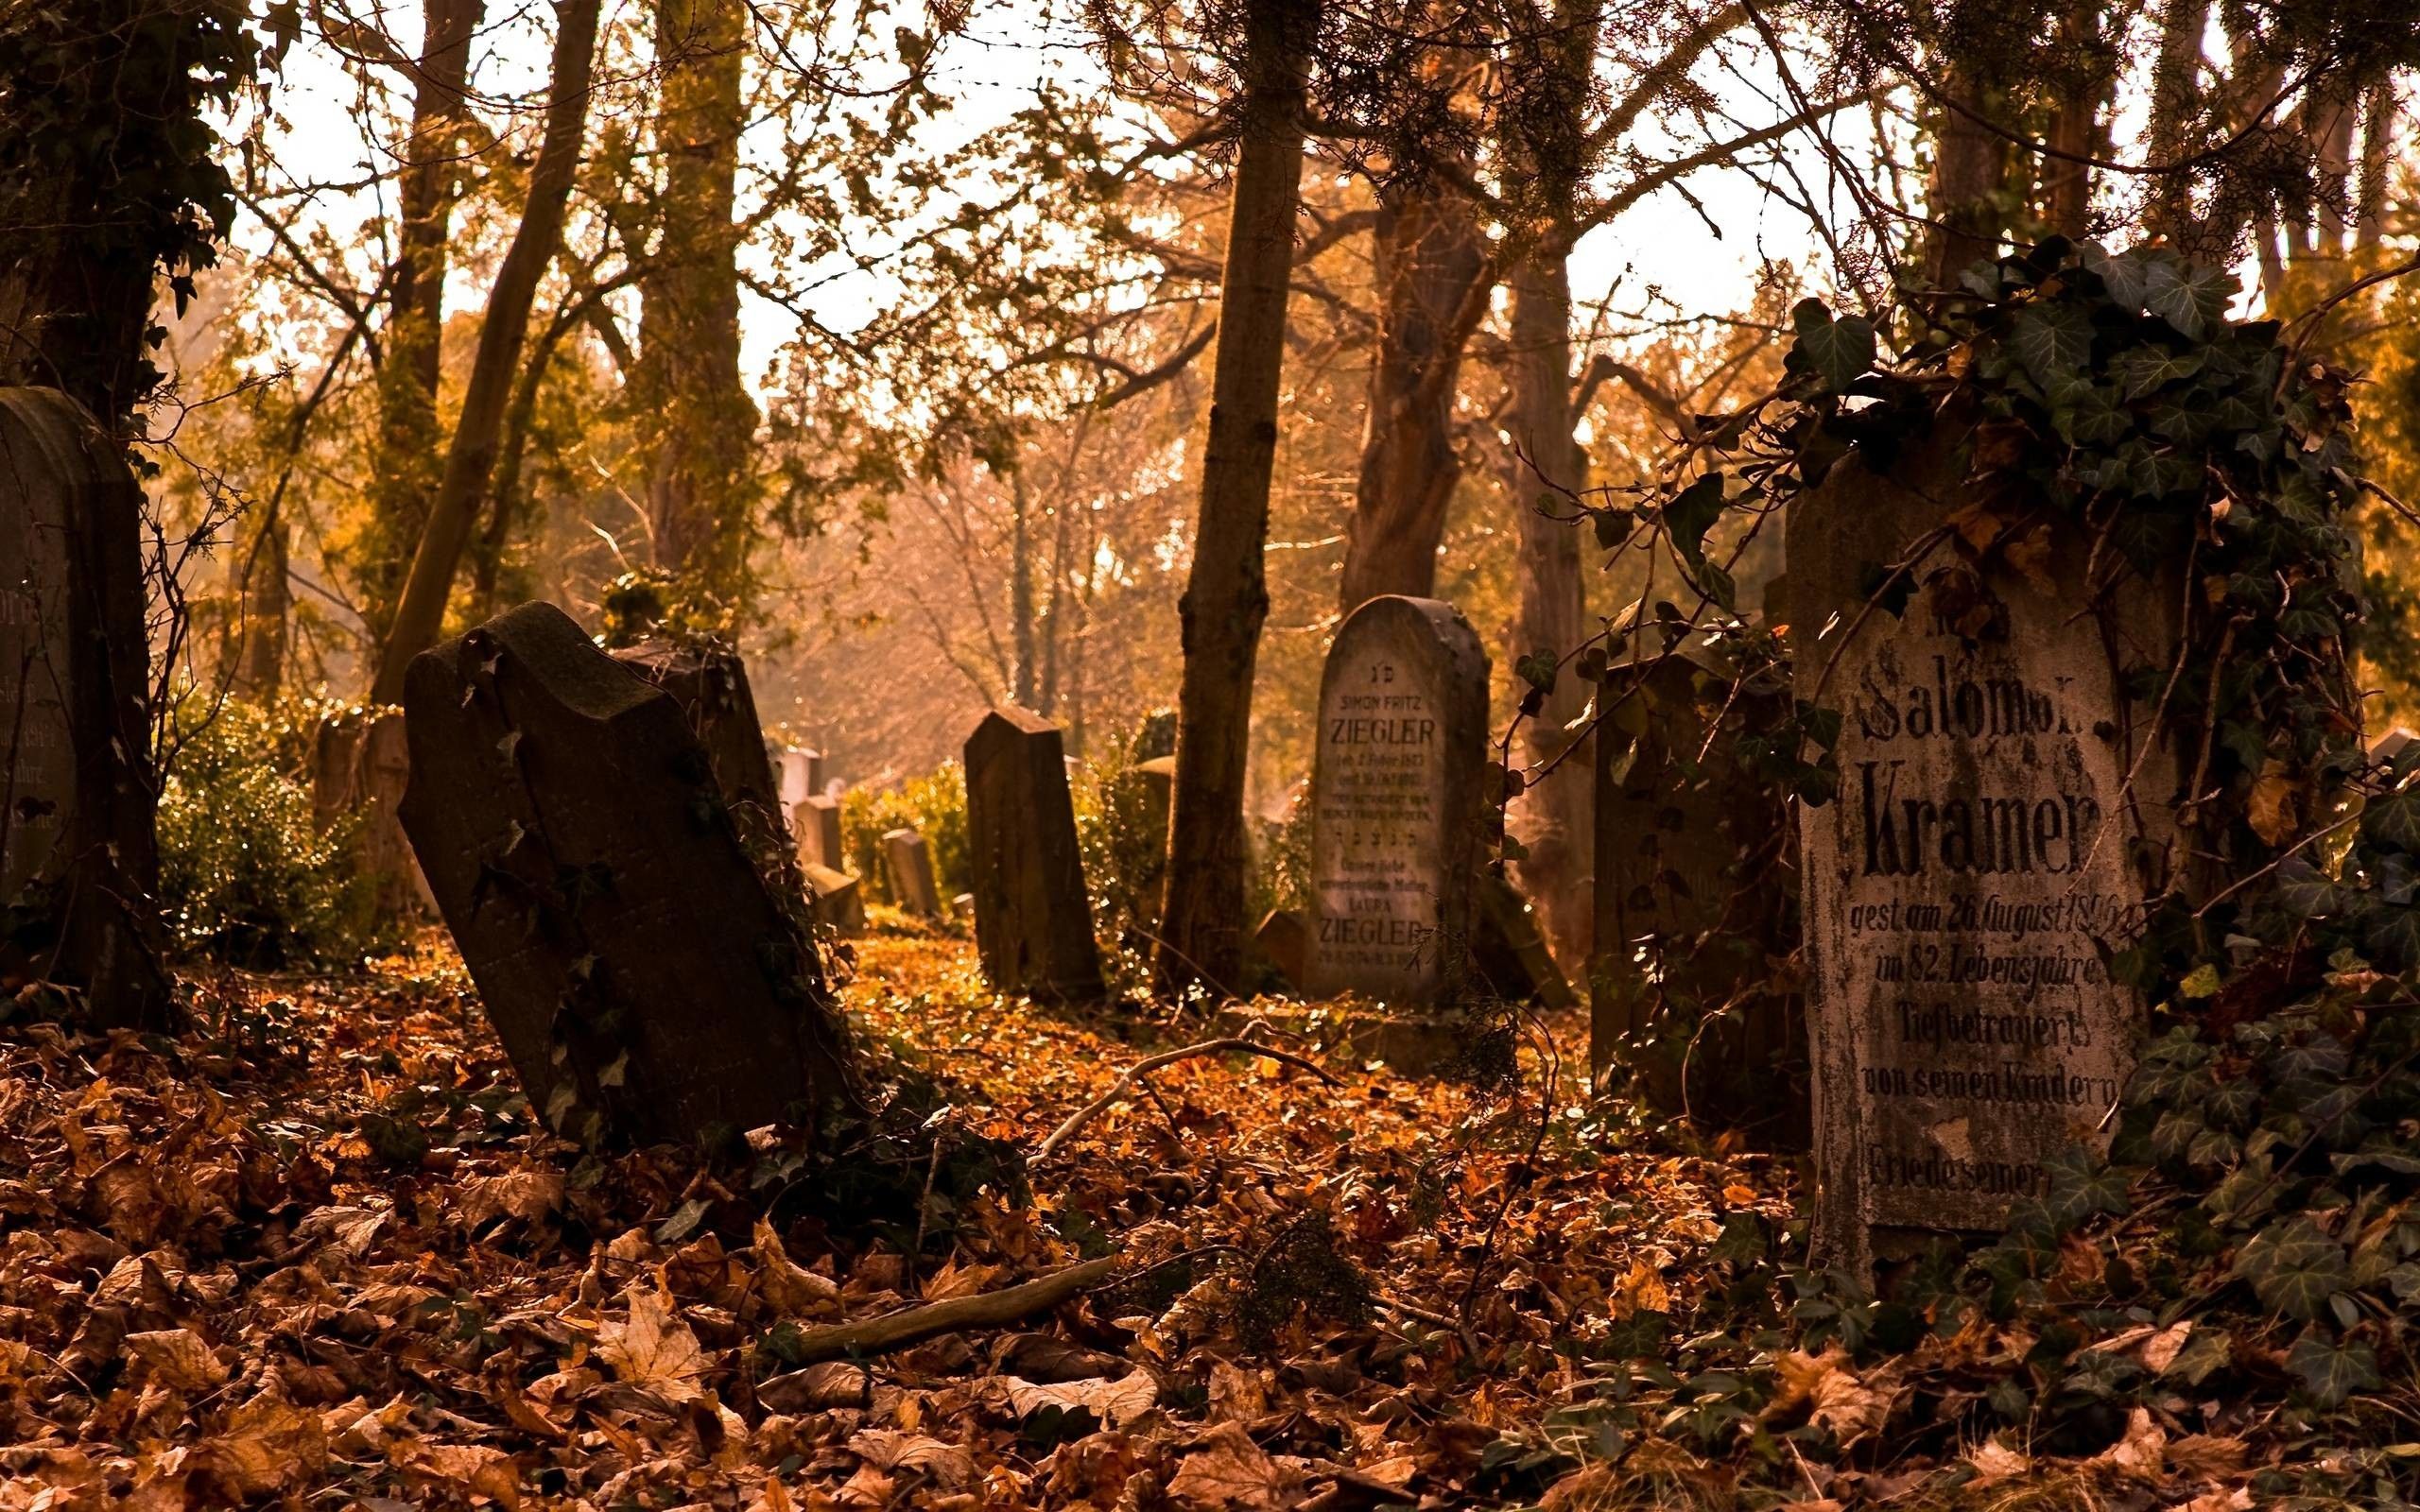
left=774, top=747, right=823, bottom=814
left=610, top=637, right=784, bottom=827
left=1254, top=908, right=1309, bottom=988
left=883, top=828, right=942, bottom=917
left=1304, top=595, right=1489, bottom=1003
left=803, top=860, right=866, bottom=936
left=398, top=602, right=855, bottom=1146
left=1791, top=434, right=2176, bottom=1267
left=796, top=792, right=845, bottom=870
left=965, top=708, right=1105, bottom=1003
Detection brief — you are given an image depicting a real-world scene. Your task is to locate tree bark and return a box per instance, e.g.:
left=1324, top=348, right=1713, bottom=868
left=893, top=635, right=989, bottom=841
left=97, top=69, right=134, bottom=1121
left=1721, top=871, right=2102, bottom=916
left=635, top=0, right=756, bottom=601
left=1923, top=57, right=2010, bottom=285
left=1010, top=473, right=1038, bottom=706
left=1153, top=0, right=1320, bottom=997
left=2037, top=0, right=2107, bottom=239
left=370, top=0, right=605, bottom=705
left=233, top=502, right=290, bottom=696
left=2143, top=0, right=2210, bottom=242
left=2355, top=80, right=2393, bottom=251
left=1338, top=192, right=1484, bottom=611
left=364, top=0, right=485, bottom=638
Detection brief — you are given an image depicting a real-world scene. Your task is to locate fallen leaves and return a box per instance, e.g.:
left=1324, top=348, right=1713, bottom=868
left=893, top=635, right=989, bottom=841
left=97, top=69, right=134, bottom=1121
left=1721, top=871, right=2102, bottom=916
left=1166, top=1422, right=1303, bottom=1510
left=596, top=1280, right=706, bottom=1401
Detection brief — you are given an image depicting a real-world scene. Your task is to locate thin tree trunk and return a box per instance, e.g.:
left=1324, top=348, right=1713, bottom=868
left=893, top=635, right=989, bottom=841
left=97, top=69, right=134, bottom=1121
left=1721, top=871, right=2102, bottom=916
left=365, top=0, right=484, bottom=638
left=2143, top=0, right=2210, bottom=241
left=1924, top=57, right=2009, bottom=284
left=370, top=0, right=605, bottom=704
left=636, top=0, right=755, bottom=599
left=234, top=504, right=290, bottom=696
left=1338, top=193, right=1484, bottom=611
left=2037, top=0, right=2107, bottom=239
left=1010, top=473, right=1038, bottom=707
left=2356, top=80, right=2393, bottom=251
left=1154, top=0, right=1320, bottom=997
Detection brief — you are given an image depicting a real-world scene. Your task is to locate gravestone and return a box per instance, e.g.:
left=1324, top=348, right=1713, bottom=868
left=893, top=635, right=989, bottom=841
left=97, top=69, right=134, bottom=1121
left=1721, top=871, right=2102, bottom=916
left=1791, top=427, right=2179, bottom=1269
left=1590, top=639, right=1801, bottom=1137
left=609, top=638, right=784, bottom=829
left=313, top=710, right=437, bottom=920
left=795, top=793, right=845, bottom=870
left=964, top=709, right=1105, bottom=1003
left=803, top=861, right=866, bottom=936
left=397, top=602, right=855, bottom=1147
left=1473, top=875, right=1576, bottom=1010
left=773, top=747, right=822, bottom=813
left=0, top=388, right=165, bottom=1026
left=1254, top=909, right=1309, bottom=988
left=883, top=828, right=941, bottom=917
left=1304, top=595, right=1490, bottom=1003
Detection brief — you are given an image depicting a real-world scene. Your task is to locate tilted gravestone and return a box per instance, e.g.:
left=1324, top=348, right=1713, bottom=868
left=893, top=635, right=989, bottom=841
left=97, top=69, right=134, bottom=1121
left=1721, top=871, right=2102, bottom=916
left=398, top=602, right=856, bottom=1146
left=1590, top=640, right=1801, bottom=1138
left=1791, top=428, right=2178, bottom=1269
left=610, top=638, right=785, bottom=830
left=1305, top=595, right=1490, bottom=1003
left=883, top=828, right=942, bottom=917
left=795, top=793, right=845, bottom=870
left=964, top=709, right=1105, bottom=1003
left=0, top=388, right=165, bottom=1025
left=1473, top=874, right=1576, bottom=1010
left=803, top=860, right=866, bottom=936
left=1253, top=908, right=1309, bottom=988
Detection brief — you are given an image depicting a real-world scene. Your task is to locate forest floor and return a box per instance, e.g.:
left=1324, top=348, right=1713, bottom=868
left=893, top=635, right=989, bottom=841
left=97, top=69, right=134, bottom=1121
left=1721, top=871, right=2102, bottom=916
left=0, top=921, right=1821, bottom=1511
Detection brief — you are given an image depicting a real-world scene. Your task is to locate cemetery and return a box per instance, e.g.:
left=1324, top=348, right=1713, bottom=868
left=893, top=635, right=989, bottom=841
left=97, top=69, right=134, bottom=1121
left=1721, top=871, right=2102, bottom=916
left=0, top=6, right=2416, bottom=1507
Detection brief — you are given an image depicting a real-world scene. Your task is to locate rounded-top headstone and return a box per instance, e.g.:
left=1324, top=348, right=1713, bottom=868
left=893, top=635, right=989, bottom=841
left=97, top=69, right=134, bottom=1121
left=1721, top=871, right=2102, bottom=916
left=1304, top=595, right=1490, bottom=1005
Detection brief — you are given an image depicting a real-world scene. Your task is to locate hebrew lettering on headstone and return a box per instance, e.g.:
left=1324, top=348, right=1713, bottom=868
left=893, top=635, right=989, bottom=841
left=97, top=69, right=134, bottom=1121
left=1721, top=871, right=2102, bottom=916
left=965, top=708, right=1105, bottom=1003
left=1305, top=595, right=1489, bottom=1004
left=398, top=602, right=855, bottom=1147
left=1790, top=431, right=2179, bottom=1267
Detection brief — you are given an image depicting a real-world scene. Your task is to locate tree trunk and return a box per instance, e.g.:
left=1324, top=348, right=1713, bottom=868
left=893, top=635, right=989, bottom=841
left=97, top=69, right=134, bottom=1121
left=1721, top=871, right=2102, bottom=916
left=2037, top=0, right=2106, bottom=239
left=370, top=0, right=605, bottom=705
left=1153, top=0, right=1320, bottom=997
left=233, top=502, right=290, bottom=696
left=1923, top=58, right=2010, bottom=285
left=2143, top=0, right=2210, bottom=241
left=2355, top=80, right=2393, bottom=251
left=1505, top=255, right=1593, bottom=963
left=635, top=0, right=755, bottom=602
left=1338, top=193, right=1484, bottom=611
left=364, top=0, right=485, bottom=639
left=1010, top=473, right=1038, bottom=707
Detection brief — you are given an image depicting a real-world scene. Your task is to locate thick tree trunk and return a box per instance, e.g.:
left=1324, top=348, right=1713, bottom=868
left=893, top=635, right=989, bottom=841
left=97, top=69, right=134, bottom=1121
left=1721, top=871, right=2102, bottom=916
left=1153, top=0, right=1319, bottom=997
left=1506, top=255, right=1593, bottom=963
left=2143, top=0, right=2210, bottom=241
left=364, top=0, right=484, bottom=638
left=2355, top=81, right=2393, bottom=251
left=636, top=0, right=755, bottom=600
left=370, top=0, right=605, bottom=705
left=2037, top=0, right=2106, bottom=239
left=1338, top=194, right=1484, bottom=611
left=1923, top=58, right=2009, bottom=284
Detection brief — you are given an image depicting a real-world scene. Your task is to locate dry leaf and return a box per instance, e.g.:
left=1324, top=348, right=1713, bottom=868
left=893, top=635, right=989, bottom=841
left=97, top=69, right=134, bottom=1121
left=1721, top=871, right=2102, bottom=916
left=847, top=1428, right=975, bottom=1487
left=1167, top=1422, right=1301, bottom=1510
left=125, top=1328, right=230, bottom=1392
left=462, top=1170, right=564, bottom=1228
left=596, top=1284, right=704, bottom=1401
left=2088, top=1405, right=2166, bottom=1484
left=1004, top=1368, right=1159, bottom=1429
left=190, top=1396, right=327, bottom=1499
left=752, top=1217, right=840, bottom=1316
left=2174, top=1489, right=2254, bottom=1512
left=1965, top=1438, right=2029, bottom=1485
left=1770, top=1349, right=1893, bottom=1447
left=2248, top=763, right=2302, bottom=846
left=293, top=1203, right=388, bottom=1258
left=2141, top=1321, right=2195, bottom=1375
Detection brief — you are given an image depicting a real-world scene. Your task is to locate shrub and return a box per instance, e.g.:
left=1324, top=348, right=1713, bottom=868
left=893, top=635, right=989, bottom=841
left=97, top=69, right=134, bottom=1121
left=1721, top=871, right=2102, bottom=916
left=1071, top=732, right=1170, bottom=990
left=157, top=697, right=378, bottom=968
left=840, top=762, right=969, bottom=904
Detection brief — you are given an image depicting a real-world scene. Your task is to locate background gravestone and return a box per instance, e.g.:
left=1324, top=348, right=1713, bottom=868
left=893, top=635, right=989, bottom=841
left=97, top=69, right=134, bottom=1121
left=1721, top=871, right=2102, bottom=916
left=773, top=747, right=823, bottom=816
left=1304, top=595, right=1489, bottom=1003
left=0, top=388, right=165, bottom=1026
left=1590, top=640, right=1801, bottom=1139
left=1791, top=428, right=2180, bottom=1268
left=796, top=793, right=845, bottom=869
left=884, top=828, right=942, bottom=916
left=965, top=708, right=1105, bottom=1003
left=803, top=860, right=866, bottom=936
left=398, top=602, right=855, bottom=1146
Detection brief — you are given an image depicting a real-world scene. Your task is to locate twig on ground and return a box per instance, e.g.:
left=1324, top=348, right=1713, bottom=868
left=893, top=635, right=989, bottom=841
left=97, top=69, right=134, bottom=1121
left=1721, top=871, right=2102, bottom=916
left=1039, top=1038, right=1340, bottom=1159
left=774, top=1256, right=1120, bottom=1365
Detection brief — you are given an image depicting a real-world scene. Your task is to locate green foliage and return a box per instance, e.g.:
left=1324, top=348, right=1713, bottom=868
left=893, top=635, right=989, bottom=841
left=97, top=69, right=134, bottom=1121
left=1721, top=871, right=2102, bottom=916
left=156, top=697, right=379, bottom=967
left=1068, top=733, right=1168, bottom=992
left=840, top=763, right=969, bottom=904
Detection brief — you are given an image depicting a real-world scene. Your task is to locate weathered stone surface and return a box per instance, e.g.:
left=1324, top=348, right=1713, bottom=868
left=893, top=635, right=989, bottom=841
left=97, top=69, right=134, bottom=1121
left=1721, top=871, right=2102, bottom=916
left=1254, top=908, right=1308, bottom=988
left=795, top=793, right=845, bottom=870
left=610, top=637, right=784, bottom=831
left=883, top=828, right=941, bottom=917
left=312, top=710, right=436, bottom=919
left=965, top=708, right=1105, bottom=1003
left=1473, top=874, right=1575, bottom=1010
left=1589, top=641, right=1801, bottom=1138
left=803, top=861, right=866, bottom=936
left=0, top=387, right=165, bottom=1025
left=1790, top=426, right=2180, bottom=1265
left=1305, top=596, right=1489, bottom=1004
left=773, top=747, right=822, bottom=813
left=398, top=602, right=855, bottom=1147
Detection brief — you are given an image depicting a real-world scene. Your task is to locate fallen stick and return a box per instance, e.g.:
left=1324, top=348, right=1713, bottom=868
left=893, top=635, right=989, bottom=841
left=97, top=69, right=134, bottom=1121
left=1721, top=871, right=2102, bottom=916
left=781, top=1256, right=1120, bottom=1364
left=1037, top=1037, right=1342, bottom=1159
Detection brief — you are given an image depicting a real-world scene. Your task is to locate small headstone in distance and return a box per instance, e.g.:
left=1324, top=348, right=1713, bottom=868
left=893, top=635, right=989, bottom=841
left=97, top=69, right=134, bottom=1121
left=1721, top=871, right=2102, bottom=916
left=2371, top=728, right=2417, bottom=769
left=796, top=793, right=845, bottom=870
left=1305, top=595, right=1490, bottom=1004
left=1789, top=423, right=2179, bottom=1270
left=803, top=861, right=866, bottom=936
left=398, top=602, right=856, bottom=1147
left=610, top=637, right=784, bottom=828
left=1128, top=709, right=1178, bottom=763
left=883, top=828, right=942, bottom=917
left=1253, top=908, right=1309, bottom=989
left=773, top=747, right=820, bottom=812
left=964, top=708, right=1106, bottom=1003
left=1472, top=873, right=1575, bottom=1010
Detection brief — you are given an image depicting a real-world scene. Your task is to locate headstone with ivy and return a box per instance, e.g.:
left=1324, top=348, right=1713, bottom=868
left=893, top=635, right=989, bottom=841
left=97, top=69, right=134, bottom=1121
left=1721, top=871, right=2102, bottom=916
left=1589, top=634, right=1802, bottom=1139
left=609, top=637, right=785, bottom=834
left=398, top=602, right=856, bottom=1147
left=1305, top=595, right=1490, bottom=1003
left=883, top=827, right=942, bottom=917
left=1773, top=252, right=2234, bottom=1268
left=964, top=707, right=1105, bottom=1003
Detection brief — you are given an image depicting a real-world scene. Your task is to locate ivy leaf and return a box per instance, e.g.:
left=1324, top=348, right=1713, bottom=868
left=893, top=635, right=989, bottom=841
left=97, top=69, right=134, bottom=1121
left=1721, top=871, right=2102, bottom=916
left=2048, top=378, right=2129, bottom=446
left=2234, top=1217, right=2349, bottom=1320
left=2010, top=301, right=2094, bottom=383
left=1592, top=507, right=1637, bottom=550
left=2286, top=1329, right=2379, bottom=1407
left=2110, top=345, right=2208, bottom=399
left=1790, top=298, right=1876, bottom=394
left=2364, top=788, right=2420, bottom=851
left=1662, top=472, right=1728, bottom=570
left=1515, top=649, right=1559, bottom=693
left=2043, top=1146, right=2135, bottom=1227
left=2082, top=241, right=2148, bottom=310
left=2362, top=902, right=2420, bottom=970
left=2274, top=857, right=2342, bottom=919
left=2144, top=258, right=2238, bottom=339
